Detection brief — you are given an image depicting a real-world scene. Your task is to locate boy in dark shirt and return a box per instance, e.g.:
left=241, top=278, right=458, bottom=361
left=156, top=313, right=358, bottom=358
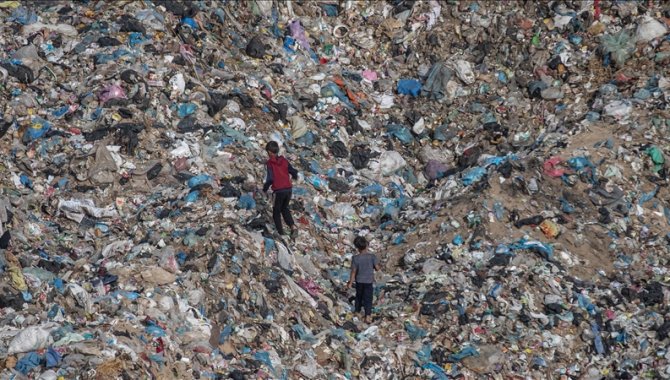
left=346, top=236, right=380, bottom=323
left=262, top=141, right=298, bottom=238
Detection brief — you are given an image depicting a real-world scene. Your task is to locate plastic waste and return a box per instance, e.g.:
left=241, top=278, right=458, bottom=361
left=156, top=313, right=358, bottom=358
left=462, top=167, right=487, bottom=185
left=601, top=30, right=636, bottom=67
left=8, top=325, right=55, bottom=354
left=635, top=16, right=668, bottom=43
left=379, top=151, right=407, bottom=176
left=99, top=84, right=127, bottom=103
left=397, top=79, right=422, bottom=97
left=0, top=2, right=667, bottom=378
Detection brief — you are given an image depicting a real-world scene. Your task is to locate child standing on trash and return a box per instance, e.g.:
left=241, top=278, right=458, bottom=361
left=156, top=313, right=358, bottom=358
left=346, top=236, right=380, bottom=324
left=263, top=141, right=299, bottom=238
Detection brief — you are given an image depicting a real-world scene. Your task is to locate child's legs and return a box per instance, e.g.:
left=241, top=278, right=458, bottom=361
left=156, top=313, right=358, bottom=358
left=280, top=191, right=295, bottom=227
left=362, top=283, right=374, bottom=316
left=272, top=193, right=285, bottom=234
left=354, top=282, right=364, bottom=313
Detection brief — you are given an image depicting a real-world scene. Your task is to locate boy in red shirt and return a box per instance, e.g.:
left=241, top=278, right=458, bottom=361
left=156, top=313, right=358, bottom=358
left=263, top=141, right=298, bottom=238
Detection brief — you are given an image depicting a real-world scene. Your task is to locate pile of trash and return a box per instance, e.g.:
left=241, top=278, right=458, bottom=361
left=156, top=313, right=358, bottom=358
left=0, top=0, right=669, bottom=378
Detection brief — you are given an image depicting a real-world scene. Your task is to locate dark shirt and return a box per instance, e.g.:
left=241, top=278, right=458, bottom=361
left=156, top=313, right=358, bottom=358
left=352, top=253, right=378, bottom=284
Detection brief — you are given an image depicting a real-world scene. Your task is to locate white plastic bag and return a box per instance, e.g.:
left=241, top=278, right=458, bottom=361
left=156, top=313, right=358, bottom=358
left=8, top=325, right=55, bottom=354
left=379, top=151, right=407, bottom=176
left=635, top=16, right=668, bottom=43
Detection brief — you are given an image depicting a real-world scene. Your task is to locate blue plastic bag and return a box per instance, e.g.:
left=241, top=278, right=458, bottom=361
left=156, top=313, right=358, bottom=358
left=187, top=174, right=212, bottom=188
left=567, top=156, right=594, bottom=171
left=404, top=321, right=427, bottom=341
left=46, top=347, right=61, bottom=368
left=481, top=156, right=507, bottom=167
left=416, top=343, right=432, bottom=364
left=462, top=167, right=487, bottom=185
left=422, top=362, right=450, bottom=380
left=509, top=239, right=554, bottom=261
left=181, top=17, right=198, bottom=29
left=386, top=124, right=414, bottom=145
left=320, top=82, right=355, bottom=108
left=15, top=352, right=42, bottom=375
left=178, top=103, right=197, bottom=118
left=397, top=79, right=422, bottom=97
left=292, top=324, right=317, bottom=343
left=184, top=190, right=199, bottom=202
left=237, top=194, right=256, bottom=210
left=560, top=198, right=575, bottom=213
left=9, top=7, right=38, bottom=25
left=219, top=325, right=233, bottom=344
left=295, top=130, right=315, bottom=146
left=360, top=183, right=383, bottom=197
left=309, top=175, right=328, bottom=190
left=392, top=234, right=406, bottom=245
left=448, top=346, right=479, bottom=362
left=638, top=186, right=658, bottom=205
left=23, top=117, right=51, bottom=142
left=320, top=4, right=338, bottom=16
left=19, top=173, right=33, bottom=189
left=254, top=351, right=275, bottom=374
left=145, top=324, right=167, bottom=337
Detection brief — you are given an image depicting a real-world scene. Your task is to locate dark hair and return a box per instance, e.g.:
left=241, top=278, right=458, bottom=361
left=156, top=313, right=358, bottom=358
left=265, top=141, right=279, bottom=154
left=354, top=236, right=367, bottom=251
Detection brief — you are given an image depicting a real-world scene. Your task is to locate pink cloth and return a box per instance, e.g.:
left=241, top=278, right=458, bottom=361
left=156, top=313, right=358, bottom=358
left=297, top=279, right=321, bottom=297
left=543, top=156, right=565, bottom=177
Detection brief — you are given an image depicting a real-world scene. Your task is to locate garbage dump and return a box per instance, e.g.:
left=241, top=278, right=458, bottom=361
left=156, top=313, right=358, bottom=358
left=0, top=0, right=670, bottom=378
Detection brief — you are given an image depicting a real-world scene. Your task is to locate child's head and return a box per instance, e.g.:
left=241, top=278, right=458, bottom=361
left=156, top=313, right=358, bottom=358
left=265, top=141, right=279, bottom=156
left=354, top=236, right=367, bottom=252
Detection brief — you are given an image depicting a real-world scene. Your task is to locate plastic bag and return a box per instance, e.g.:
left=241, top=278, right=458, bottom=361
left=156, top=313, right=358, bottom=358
left=645, top=146, right=665, bottom=173
left=309, top=175, right=328, bottom=191
left=461, top=167, right=487, bottom=185
left=379, top=151, right=407, bottom=176
left=543, top=156, right=565, bottom=177
left=397, top=79, right=422, bottom=96
left=290, top=115, right=309, bottom=139
left=23, top=117, right=51, bottom=142
left=360, top=183, right=383, bottom=197
left=159, top=248, right=180, bottom=273
left=237, top=194, right=256, bottom=210
left=635, top=16, right=667, bottom=43
left=289, top=20, right=310, bottom=50
left=187, top=174, right=213, bottom=188
left=8, top=325, right=55, bottom=354
left=386, top=123, right=414, bottom=145
left=99, top=84, right=127, bottom=103
left=601, top=30, right=636, bottom=67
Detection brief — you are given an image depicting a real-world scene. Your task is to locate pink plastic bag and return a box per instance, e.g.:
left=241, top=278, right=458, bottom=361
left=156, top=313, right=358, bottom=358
left=362, top=70, right=378, bottom=81
left=99, top=84, right=126, bottom=103
left=543, top=156, right=565, bottom=177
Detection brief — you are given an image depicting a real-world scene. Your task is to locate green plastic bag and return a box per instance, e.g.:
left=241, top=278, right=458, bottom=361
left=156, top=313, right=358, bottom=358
left=645, top=146, right=665, bottom=173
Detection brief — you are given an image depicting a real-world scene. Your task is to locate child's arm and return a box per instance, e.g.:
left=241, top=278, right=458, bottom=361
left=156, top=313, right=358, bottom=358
left=347, top=259, right=357, bottom=288
left=262, top=165, right=273, bottom=192
left=287, top=162, right=298, bottom=180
